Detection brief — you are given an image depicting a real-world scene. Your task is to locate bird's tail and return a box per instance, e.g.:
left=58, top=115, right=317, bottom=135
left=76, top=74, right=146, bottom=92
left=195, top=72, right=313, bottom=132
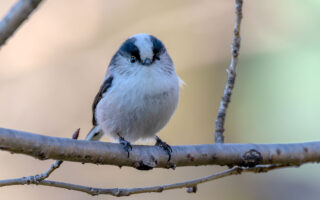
left=86, top=126, right=104, bottom=141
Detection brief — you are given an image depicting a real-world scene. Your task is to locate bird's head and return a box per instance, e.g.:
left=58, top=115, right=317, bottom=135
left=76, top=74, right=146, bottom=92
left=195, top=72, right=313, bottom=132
left=108, top=33, right=174, bottom=74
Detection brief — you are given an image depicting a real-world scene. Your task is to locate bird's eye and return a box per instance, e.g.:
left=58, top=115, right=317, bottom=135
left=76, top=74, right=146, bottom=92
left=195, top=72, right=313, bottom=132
left=130, top=56, right=136, bottom=63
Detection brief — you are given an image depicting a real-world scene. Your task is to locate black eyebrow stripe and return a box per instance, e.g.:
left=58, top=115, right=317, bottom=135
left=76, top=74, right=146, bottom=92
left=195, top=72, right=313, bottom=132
left=118, top=38, right=141, bottom=61
left=150, top=35, right=165, bottom=55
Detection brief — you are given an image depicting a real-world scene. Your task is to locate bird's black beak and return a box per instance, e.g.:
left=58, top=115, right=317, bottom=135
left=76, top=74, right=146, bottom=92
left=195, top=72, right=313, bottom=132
left=143, top=58, right=152, bottom=66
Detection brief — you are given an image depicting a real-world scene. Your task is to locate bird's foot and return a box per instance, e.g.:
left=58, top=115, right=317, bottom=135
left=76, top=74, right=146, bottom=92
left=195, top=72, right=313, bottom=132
left=155, top=136, right=172, bottom=161
left=119, top=136, right=132, bottom=158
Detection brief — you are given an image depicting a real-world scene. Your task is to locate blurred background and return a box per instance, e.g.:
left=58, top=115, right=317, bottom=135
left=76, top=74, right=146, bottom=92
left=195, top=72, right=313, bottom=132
left=0, top=0, right=320, bottom=199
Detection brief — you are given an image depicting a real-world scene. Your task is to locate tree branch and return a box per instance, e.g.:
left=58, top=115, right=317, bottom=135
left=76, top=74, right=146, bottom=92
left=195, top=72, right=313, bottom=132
left=215, top=0, right=244, bottom=143
left=35, top=128, right=80, bottom=182
left=0, top=127, right=319, bottom=169
left=0, top=0, right=43, bottom=48
left=0, top=164, right=295, bottom=196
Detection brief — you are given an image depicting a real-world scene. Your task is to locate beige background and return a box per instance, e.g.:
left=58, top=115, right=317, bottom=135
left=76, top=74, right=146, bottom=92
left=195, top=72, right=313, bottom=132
left=0, top=0, right=320, bottom=199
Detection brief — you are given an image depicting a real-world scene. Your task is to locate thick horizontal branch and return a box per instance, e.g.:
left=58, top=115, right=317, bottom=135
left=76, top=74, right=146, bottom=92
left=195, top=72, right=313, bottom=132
left=0, top=127, right=319, bottom=169
left=0, top=0, right=43, bottom=47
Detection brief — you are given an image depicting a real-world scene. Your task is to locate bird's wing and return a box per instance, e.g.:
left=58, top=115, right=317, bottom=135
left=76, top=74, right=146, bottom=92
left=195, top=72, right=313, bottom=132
left=92, top=75, right=114, bottom=125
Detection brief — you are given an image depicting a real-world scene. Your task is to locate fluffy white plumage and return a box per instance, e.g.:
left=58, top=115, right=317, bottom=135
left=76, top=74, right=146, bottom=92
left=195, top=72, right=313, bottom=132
left=89, top=33, right=181, bottom=143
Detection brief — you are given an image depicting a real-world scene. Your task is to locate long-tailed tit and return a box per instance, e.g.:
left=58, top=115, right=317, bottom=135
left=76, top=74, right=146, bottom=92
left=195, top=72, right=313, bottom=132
left=86, top=33, right=182, bottom=161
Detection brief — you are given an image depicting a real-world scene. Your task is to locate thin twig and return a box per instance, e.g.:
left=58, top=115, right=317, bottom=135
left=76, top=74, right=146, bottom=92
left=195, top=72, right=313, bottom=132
left=0, top=0, right=43, bottom=48
left=36, top=160, right=63, bottom=182
left=35, top=128, right=80, bottom=182
left=0, top=164, right=296, bottom=196
left=215, top=0, right=244, bottom=143
left=0, top=129, right=80, bottom=190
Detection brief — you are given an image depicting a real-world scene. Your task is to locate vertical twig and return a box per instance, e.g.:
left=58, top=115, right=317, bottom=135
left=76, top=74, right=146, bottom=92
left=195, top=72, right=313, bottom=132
left=0, top=0, right=43, bottom=48
left=215, top=0, right=244, bottom=143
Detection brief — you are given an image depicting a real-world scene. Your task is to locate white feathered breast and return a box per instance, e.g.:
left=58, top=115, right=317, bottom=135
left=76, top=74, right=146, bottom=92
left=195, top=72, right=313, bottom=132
left=96, top=64, right=180, bottom=142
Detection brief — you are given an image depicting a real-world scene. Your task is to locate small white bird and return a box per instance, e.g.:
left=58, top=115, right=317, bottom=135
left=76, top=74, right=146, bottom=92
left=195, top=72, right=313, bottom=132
left=87, top=33, right=181, bottom=160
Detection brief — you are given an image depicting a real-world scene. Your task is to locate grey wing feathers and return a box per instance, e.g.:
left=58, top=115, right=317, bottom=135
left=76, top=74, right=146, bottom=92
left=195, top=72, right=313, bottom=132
left=92, top=76, right=113, bottom=125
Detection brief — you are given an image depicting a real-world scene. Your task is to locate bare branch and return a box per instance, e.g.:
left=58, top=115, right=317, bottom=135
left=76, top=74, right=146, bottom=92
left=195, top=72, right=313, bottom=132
left=0, top=164, right=295, bottom=196
left=0, top=127, right=319, bottom=169
left=35, top=128, right=80, bottom=182
left=0, top=0, right=43, bottom=48
left=215, top=0, right=244, bottom=143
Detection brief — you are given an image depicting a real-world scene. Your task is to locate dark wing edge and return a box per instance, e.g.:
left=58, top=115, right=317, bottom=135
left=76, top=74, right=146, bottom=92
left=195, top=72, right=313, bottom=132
left=92, top=76, right=113, bottom=125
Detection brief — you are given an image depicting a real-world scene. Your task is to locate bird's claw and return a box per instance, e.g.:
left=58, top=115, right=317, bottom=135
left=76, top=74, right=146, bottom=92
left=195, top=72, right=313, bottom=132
left=156, top=136, right=173, bottom=161
left=119, top=136, right=132, bottom=158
